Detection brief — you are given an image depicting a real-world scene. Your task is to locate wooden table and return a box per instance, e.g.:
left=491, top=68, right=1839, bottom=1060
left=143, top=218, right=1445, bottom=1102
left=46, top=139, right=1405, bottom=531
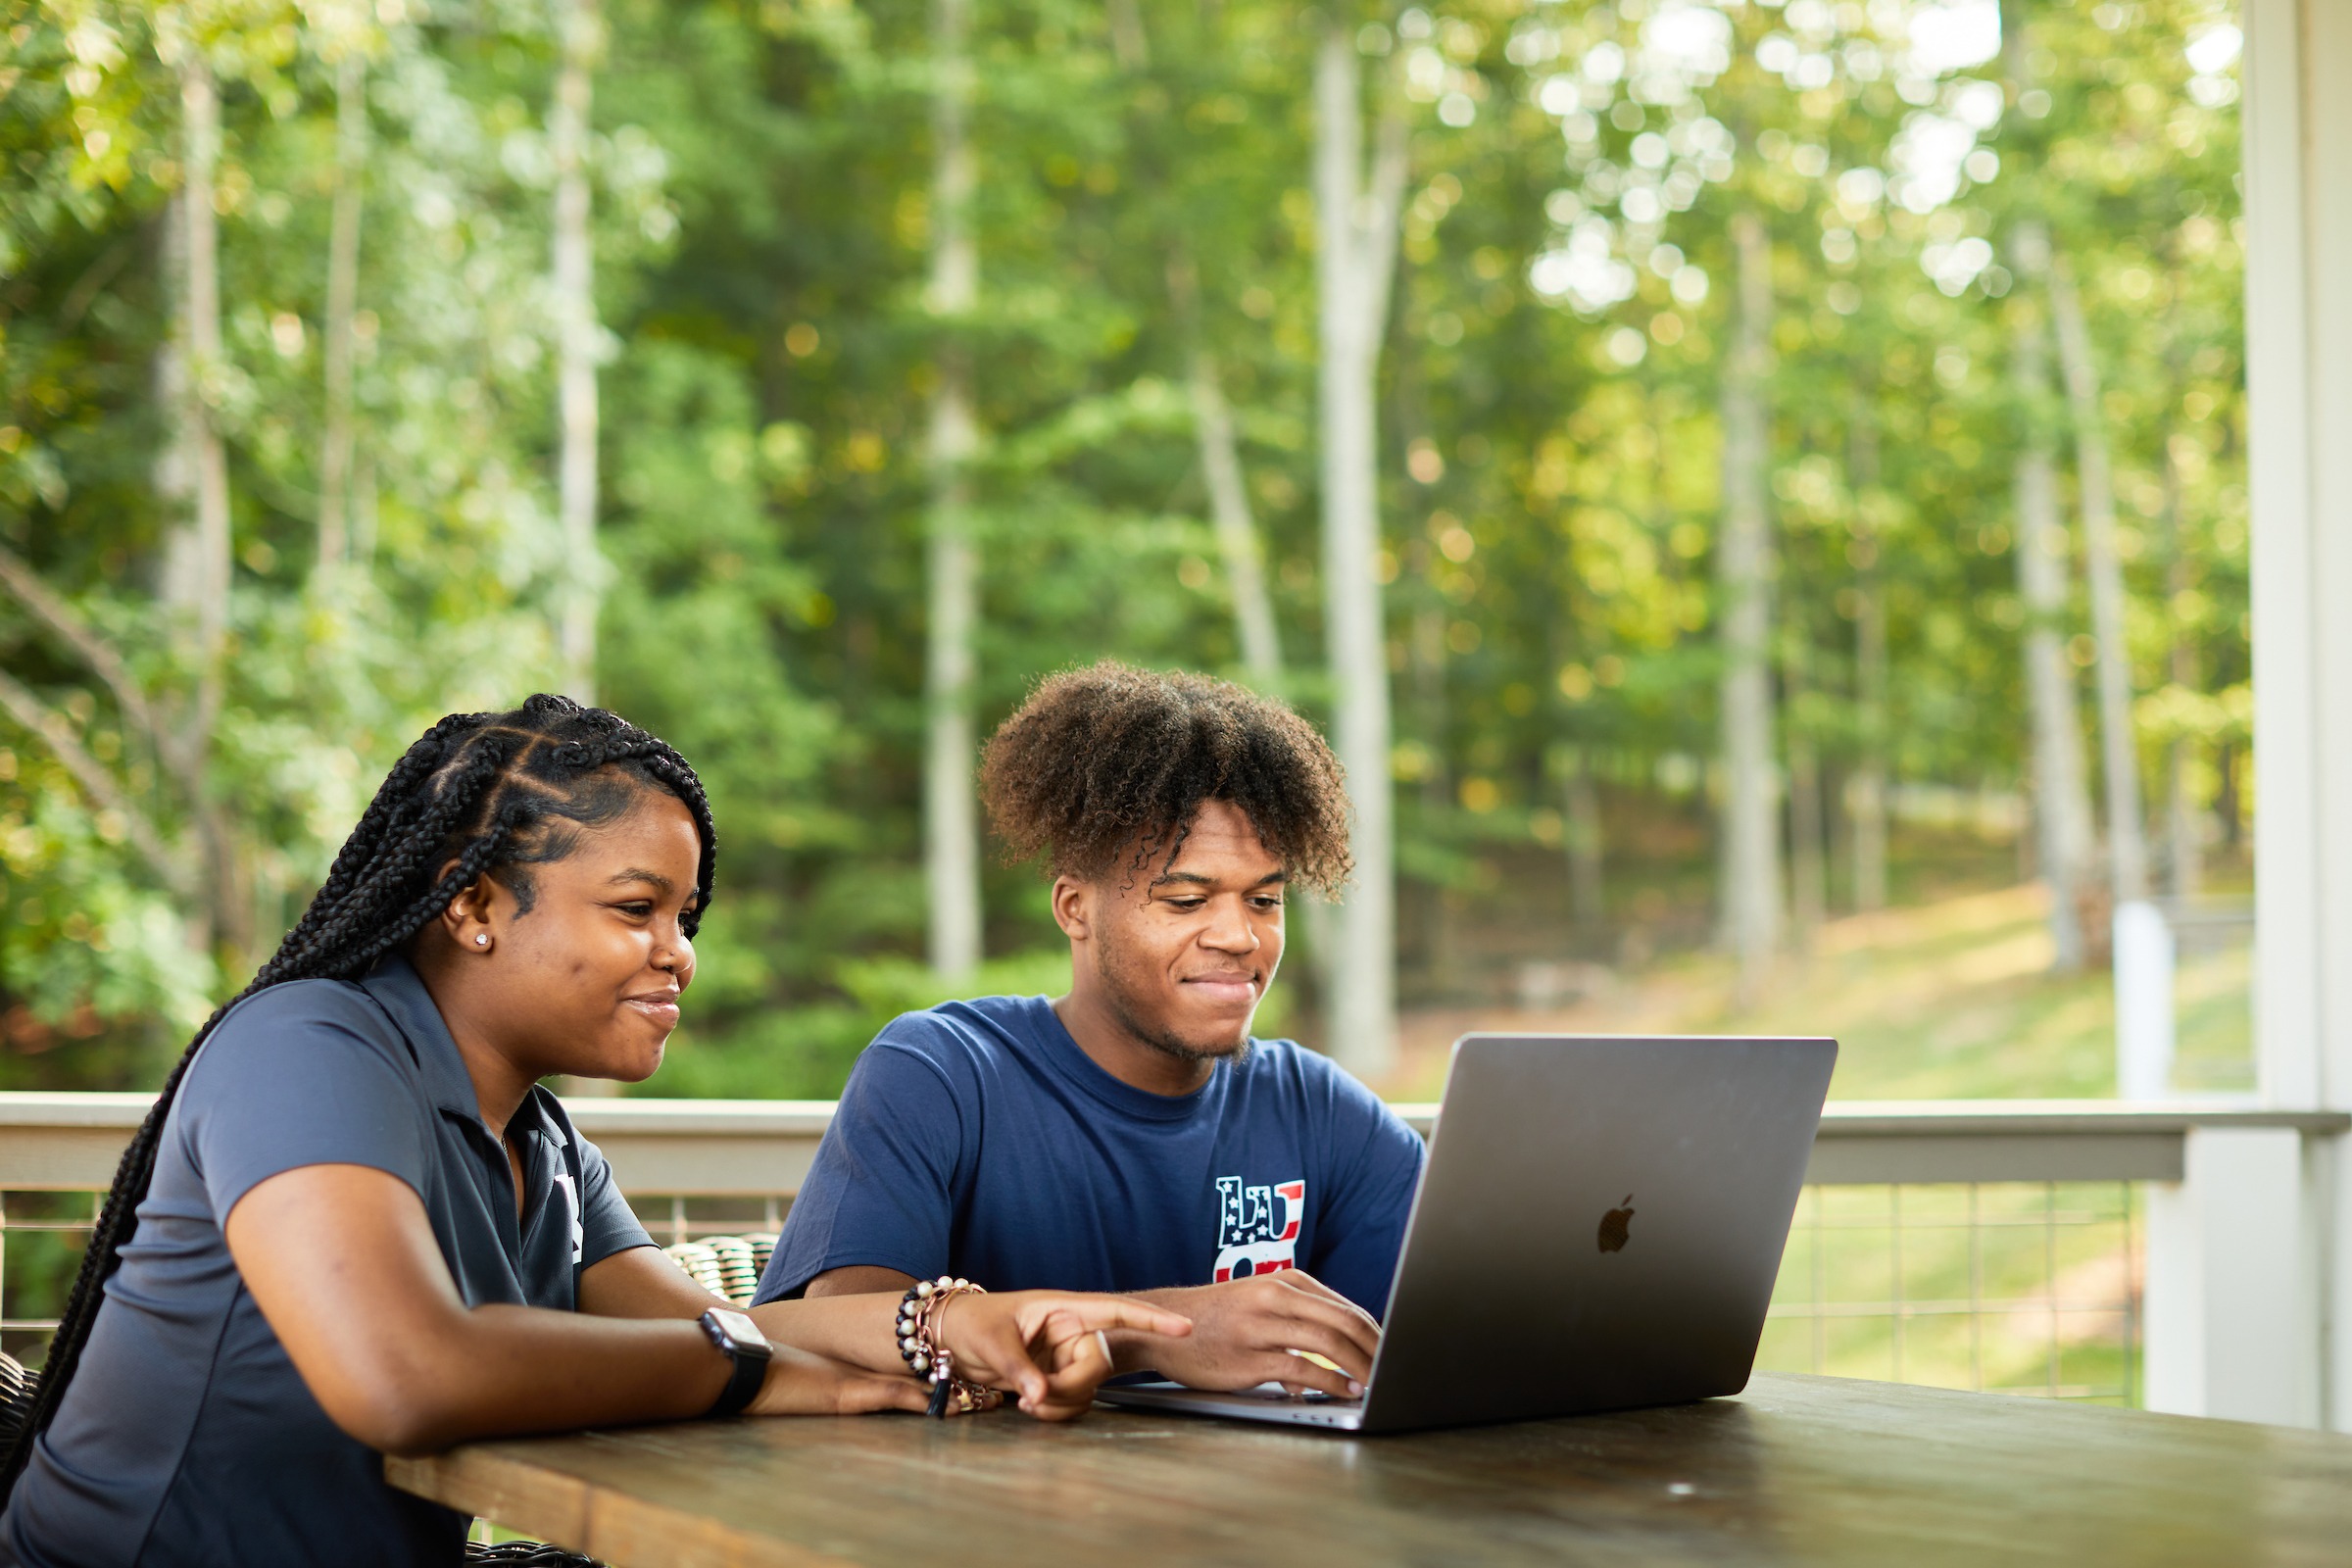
left=389, top=1374, right=2352, bottom=1566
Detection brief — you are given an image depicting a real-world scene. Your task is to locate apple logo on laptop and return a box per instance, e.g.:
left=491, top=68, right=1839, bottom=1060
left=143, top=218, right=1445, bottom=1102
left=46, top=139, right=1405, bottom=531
left=1596, top=1195, right=1636, bottom=1253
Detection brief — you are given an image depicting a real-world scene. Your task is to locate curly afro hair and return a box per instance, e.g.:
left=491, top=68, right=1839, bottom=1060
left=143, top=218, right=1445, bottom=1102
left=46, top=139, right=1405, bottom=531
left=979, top=661, right=1354, bottom=897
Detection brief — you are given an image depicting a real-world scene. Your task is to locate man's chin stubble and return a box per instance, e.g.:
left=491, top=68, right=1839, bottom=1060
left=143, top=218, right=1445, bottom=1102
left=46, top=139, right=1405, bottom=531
left=1139, top=1030, right=1252, bottom=1067
left=1101, top=977, right=1253, bottom=1067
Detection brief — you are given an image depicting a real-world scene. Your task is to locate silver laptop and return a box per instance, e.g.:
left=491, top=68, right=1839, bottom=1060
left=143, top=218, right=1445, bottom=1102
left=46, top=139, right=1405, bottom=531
left=1098, top=1033, right=1837, bottom=1434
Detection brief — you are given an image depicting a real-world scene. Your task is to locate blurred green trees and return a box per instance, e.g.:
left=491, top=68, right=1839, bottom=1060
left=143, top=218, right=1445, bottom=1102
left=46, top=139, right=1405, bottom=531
left=0, top=0, right=2248, bottom=1095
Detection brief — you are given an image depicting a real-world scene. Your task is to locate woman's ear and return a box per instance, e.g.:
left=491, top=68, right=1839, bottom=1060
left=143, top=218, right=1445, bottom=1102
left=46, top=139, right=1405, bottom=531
left=432, top=859, right=499, bottom=955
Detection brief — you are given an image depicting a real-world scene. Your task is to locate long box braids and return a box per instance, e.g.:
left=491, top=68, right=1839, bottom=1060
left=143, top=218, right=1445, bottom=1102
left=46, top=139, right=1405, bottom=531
left=0, top=694, right=715, bottom=1499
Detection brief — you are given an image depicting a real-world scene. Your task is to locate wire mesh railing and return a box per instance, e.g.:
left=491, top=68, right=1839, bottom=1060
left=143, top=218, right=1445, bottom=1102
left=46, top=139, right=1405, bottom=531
left=3, top=1178, right=2142, bottom=1407
left=0, top=1191, right=810, bottom=1368
left=0, top=1191, right=100, bottom=1370
left=1755, top=1181, right=2139, bottom=1403
left=640, top=1195, right=791, bottom=1249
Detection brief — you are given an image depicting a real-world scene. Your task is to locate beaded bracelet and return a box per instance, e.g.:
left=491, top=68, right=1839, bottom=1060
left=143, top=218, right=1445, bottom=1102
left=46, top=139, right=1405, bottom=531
left=896, top=1276, right=998, bottom=1418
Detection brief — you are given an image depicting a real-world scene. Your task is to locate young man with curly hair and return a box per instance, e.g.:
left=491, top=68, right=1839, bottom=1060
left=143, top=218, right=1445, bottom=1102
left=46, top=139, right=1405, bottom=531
left=753, top=662, right=1425, bottom=1398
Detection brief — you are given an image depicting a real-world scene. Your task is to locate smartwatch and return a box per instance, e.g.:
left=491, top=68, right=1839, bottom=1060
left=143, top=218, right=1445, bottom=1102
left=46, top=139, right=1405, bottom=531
left=698, top=1307, right=773, bottom=1418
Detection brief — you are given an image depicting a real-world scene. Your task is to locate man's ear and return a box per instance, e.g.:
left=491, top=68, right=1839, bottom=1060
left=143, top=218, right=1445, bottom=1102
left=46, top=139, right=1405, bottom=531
left=431, top=859, right=499, bottom=953
left=1050, top=875, right=1094, bottom=943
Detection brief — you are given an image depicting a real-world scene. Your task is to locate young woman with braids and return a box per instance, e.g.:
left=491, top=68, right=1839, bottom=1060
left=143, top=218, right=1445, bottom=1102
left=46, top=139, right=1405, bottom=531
left=0, top=696, right=1187, bottom=1568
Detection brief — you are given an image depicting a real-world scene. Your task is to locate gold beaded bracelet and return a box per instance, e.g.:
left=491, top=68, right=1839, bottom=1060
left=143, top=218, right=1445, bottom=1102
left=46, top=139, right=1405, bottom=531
left=895, top=1277, right=1000, bottom=1418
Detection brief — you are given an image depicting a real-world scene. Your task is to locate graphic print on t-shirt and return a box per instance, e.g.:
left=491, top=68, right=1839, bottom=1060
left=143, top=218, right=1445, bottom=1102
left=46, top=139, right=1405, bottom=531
left=552, top=1170, right=584, bottom=1264
left=1212, top=1175, right=1304, bottom=1281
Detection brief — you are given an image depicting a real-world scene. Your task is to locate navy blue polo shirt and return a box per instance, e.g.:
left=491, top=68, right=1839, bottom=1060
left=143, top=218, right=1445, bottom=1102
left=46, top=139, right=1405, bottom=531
left=754, top=996, right=1425, bottom=1315
left=1, top=956, right=652, bottom=1568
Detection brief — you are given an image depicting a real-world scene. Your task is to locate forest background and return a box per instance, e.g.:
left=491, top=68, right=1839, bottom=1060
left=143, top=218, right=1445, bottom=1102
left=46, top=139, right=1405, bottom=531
left=0, top=0, right=2250, bottom=1107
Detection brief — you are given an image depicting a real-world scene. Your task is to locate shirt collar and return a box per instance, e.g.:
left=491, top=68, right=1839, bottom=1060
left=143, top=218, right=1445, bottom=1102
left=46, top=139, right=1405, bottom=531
left=1018, top=995, right=1228, bottom=1123
left=359, top=953, right=489, bottom=1123
left=514, top=1083, right=565, bottom=1147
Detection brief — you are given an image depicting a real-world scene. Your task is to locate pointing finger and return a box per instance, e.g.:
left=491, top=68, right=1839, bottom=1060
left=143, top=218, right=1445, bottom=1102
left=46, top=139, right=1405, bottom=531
left=1024, top=1294, right=1193, bottom=1343
left=1074, top=1295, right=1195, bottom=1339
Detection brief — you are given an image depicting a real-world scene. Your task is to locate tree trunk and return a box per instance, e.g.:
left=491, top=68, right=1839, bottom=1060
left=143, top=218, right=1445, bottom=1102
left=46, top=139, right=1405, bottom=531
left=2214, top=740, right=2240, bottom=855
left=1851, top=583, right=1889, bottom=911
left=924, top=0, right=982, bottom=978
left=1848, top=398, right=1889, bottom=912
left=1315, top=23, right=1405, bottom=1079
left=1566, top=746, right=1604, bottom=929
left=1717, top=209, right=1782, bottom=1002
left=1787, top=681, right=1826, bottom=949
left=155, top=54, right=246, bottom=959
left=155, top=187, right=194, bottom=612
left=551, top=0, right=601, bottom=703
left=1104, top=0, right=1148, bottom=69
left=163, top=60, right=232, bottom=752
left=2047, top=252, right=2147, bottom=905
left=2009, top=221, right=2096, bottom=970
left=317, top=49, right=365, bottom=582
left=1407, top=604, right=1446, bottom=981
left=1190, top=349, right=1284, bottom=682
left=2000, top=6, right=2098, bottom=965
left=1169, top=244, right=1281, bottom=686
left=1783, top=580, right=1825, bottom=949
left=353, top=450, right=378, bottom=563
left=2162, top=431, right=2201, bottom=898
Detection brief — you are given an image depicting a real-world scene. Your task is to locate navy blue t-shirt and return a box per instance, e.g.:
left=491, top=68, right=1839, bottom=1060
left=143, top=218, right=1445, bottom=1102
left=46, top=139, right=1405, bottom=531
left=754, top=996, right=1425, bottom=1315
left=1, top=956, right=652, bottom=1568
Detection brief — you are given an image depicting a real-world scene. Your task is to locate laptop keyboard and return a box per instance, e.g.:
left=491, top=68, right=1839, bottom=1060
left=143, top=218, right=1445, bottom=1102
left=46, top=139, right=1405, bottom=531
left=1232, top=1382, right=1363, bottom=1406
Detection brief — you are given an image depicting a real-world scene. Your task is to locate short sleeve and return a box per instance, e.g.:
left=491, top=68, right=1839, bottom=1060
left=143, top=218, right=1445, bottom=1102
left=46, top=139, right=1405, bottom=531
left=1304, top=1068, right=1426, bottom=1318
left=573, top=1134, right=652, bottom=1268
left=754, top=1038, right=965, bottom=1301
left=176, top=983, right=434, bottom=1224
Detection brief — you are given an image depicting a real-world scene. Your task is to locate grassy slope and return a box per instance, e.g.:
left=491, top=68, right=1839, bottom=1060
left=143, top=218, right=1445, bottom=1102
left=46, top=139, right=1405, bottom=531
left=1386, top=882, right=2253, bottom=1102
left=1385, top=881, right=2253, bottom=1403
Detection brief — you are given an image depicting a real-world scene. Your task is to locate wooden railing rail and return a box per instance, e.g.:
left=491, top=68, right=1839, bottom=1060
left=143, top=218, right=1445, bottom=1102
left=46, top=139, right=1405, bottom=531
left=3, top=1093, right=2343, bottom=1194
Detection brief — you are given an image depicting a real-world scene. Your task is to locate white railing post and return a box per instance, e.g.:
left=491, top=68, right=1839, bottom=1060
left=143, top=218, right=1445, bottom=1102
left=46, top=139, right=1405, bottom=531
left=2113, top=901, right=2176, bottom=1100
left=2143, top=1127, right=2320, bottom=1424
left=2242, top=0, right=2352, bottom=1432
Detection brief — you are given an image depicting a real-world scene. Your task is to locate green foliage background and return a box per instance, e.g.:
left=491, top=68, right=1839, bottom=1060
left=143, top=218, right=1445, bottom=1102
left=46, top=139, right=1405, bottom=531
left=0, top=0, right=2247, bottom=1096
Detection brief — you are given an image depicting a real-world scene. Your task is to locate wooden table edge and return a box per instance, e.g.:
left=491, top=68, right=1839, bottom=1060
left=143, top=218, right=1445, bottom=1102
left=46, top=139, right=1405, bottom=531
left=387, top=1445, right=863, bottom=1568
left=389, top=1375, right=2352, bottom=1567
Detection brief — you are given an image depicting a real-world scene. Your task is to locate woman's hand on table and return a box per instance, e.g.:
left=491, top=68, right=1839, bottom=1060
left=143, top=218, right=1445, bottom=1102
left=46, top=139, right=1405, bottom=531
left=935, top=1291, right=1194, bottom=1421
left=746, top=1345, right=934, bottom=1417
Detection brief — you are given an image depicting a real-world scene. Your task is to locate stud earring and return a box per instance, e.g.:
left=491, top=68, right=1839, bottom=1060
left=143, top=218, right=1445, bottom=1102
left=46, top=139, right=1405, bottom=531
left=474, top=933, right=490, bottom=947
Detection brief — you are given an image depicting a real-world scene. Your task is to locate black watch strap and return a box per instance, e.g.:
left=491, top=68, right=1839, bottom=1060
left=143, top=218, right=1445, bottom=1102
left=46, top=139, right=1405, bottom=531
left=699, top=1308, right=772, bottom=1419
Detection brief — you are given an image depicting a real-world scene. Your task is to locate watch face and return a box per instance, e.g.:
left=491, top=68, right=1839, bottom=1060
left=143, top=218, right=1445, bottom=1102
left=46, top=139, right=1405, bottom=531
left=709, top=1307, right=766, bottom=1353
